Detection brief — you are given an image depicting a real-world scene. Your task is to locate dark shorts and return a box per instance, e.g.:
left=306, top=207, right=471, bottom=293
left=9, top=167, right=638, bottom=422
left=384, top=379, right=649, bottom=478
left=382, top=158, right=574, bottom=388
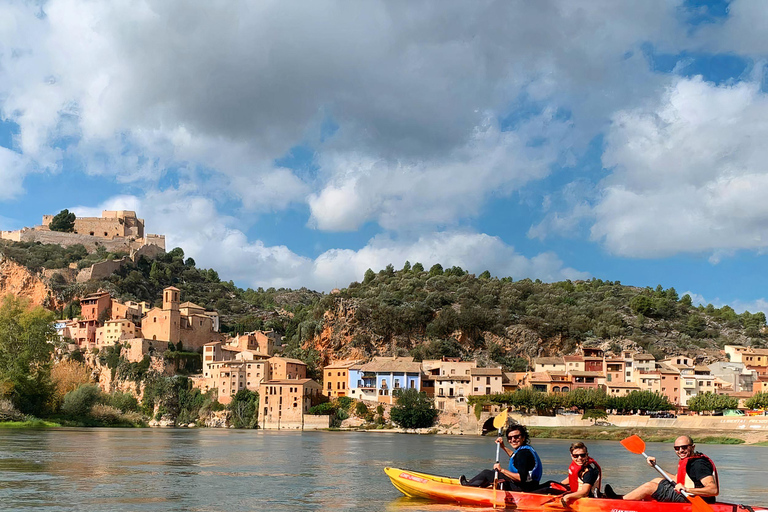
left=652, top=480, right=688, bottom=503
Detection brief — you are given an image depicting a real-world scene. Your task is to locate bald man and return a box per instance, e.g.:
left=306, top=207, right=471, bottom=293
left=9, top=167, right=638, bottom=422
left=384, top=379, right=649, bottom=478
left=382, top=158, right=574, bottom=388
left=604, top=436, right=719, bottom=503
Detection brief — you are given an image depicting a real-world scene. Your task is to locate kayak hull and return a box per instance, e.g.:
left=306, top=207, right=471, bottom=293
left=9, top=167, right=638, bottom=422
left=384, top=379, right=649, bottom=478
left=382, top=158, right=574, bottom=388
left=384, top=467, right=768, bottom=512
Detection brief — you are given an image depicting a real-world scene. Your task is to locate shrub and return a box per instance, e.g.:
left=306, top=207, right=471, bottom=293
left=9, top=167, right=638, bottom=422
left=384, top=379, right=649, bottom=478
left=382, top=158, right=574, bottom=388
left=61, top=384, right=102, bottom=417
left=390, top=389, right=438, bottom=429
left=89, top=404, right=123, bottom=424
left=354, top=401, right=369, bottom=417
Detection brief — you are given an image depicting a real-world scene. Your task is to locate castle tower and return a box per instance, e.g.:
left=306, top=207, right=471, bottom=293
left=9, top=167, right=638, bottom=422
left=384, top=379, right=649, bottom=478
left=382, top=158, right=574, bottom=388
left=163, top=286, right=181, bottom=345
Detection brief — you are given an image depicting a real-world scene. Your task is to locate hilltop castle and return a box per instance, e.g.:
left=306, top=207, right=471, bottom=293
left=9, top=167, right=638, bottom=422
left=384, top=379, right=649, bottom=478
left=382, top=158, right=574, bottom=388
left=1, top=210, right=165, bottom=254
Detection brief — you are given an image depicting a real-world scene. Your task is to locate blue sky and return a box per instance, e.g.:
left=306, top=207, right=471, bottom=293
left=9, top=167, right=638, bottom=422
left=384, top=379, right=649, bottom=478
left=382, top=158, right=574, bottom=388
left=2, top=0, right=768, bottom=313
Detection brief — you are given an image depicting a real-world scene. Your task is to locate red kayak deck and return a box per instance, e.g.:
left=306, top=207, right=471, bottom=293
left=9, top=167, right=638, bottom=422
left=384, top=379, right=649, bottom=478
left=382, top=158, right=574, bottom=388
left=384, top=467, right=768, bottom=512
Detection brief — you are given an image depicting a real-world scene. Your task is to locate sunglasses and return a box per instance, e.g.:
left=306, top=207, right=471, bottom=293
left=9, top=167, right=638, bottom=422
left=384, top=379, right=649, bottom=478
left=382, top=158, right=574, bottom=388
left=673, top=444, right=692, bottom=451
left=571, top=453, right=588, bottom=459
left=508, top=434, right=522, bottom=440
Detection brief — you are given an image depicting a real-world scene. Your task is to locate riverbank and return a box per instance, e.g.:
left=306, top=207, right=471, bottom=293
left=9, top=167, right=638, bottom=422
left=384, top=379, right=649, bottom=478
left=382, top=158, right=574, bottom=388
left=527, top=426, right=760, bottom=445
left=0, top=419, right=61, bottom=428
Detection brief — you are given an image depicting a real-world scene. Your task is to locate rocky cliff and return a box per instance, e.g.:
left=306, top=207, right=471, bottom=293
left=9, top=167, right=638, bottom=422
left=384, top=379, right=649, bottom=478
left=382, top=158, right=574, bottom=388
left=0, top=253, right=59, bottom=308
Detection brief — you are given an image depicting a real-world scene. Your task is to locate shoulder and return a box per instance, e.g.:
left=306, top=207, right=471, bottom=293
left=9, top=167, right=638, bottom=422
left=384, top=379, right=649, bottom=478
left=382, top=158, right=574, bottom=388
left=688, top=456, right=714, bottom=475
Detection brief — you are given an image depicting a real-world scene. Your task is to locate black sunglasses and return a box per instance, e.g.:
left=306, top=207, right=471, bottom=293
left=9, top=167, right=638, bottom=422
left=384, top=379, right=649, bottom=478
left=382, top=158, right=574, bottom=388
left=508, top=434, right=522, bottom=440
left=673, top=444, right=692, bottom=451
left=571, top=453, right=588, bottom=458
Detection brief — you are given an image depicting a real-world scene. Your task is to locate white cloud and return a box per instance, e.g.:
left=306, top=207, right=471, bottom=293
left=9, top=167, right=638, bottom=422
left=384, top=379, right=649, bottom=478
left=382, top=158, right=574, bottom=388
left=0, top=147, right=30, bottom=200
left=1, top=0, right=682, bottom=230
left=592, top=77, right=768, bottom=257
left=72, top=193, right=588, bottom=291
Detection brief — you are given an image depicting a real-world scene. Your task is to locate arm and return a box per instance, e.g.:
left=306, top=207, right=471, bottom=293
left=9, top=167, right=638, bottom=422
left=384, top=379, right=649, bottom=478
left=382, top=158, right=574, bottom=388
left=562, top=482, right=593, bottom=504
left=496, top=437, right=513, bottom=457
left=494, top=463, right=522, bottom=482
left=675, top=475, right=718, bottom=498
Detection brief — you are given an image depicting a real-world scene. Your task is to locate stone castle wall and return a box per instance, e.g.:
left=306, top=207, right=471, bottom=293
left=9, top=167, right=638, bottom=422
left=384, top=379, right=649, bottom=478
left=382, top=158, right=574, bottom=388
left=13, top=229, right=164, bottom=254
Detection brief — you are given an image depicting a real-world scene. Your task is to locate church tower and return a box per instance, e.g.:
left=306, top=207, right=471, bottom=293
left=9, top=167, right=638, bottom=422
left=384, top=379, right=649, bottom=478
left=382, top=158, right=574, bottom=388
left=163, top=286, right=181, bottom=345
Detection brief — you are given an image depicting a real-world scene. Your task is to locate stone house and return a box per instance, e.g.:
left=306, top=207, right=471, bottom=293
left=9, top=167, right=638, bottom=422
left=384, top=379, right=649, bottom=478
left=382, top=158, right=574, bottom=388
left=258, top=379, right=324, bottom=429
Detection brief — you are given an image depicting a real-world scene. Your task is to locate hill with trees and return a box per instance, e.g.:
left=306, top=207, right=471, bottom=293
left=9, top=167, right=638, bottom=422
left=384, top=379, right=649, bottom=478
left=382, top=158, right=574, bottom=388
left=2, top=241, right=766, bottom=375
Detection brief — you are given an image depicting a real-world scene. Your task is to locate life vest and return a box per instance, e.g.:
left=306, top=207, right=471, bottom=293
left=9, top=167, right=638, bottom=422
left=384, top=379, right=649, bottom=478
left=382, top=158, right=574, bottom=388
left=568, top=457, right=602, bottom=496
left=676, top=452, right=719, bottom=493
left=509, top=445, right=543, bottom=483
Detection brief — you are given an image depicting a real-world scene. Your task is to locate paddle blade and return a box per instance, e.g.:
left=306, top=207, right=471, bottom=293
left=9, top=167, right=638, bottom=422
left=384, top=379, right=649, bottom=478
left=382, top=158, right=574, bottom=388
left=620, top=435, right=646, bottom=455
left=689, top=495, right=715, bottom=512
left=493, top=409, right=508, bottom=430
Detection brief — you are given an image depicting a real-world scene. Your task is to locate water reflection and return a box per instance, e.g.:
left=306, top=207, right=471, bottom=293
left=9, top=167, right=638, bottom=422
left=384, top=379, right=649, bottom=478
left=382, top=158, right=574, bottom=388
left=0, top=429, right=765, bottom=512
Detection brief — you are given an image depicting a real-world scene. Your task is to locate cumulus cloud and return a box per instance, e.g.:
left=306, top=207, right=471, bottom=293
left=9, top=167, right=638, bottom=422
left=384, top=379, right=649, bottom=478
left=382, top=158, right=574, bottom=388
left=72, top=193, right=588, bottom=291
left=1, top=0, right=681, bottom=230
left=0, top=147, right=31, bottom=200
left=592, top=77, right=768, bottom=257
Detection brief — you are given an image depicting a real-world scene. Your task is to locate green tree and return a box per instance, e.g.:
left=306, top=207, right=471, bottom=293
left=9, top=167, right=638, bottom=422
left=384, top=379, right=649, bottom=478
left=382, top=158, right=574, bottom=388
left=745, top=392, right=768, bottom=410
left=229, top=389, right=259, bottom=428
left=0, top=297, right=56, bottom=414
left=363, top=268, right=376, bottom=284
left=630, top=295, right=655, bottom=316
left=428, top=264, right=444, bottom=277
left=48, top=209, right=76, bottom=232
left=412, top=262, right=424, bottom=273
left=687, top=392, right=738, bottom=413
left=390, top=389, right=438, bottom=428
left=402, top=261, right=411, bottom=272
left=582, top=409, right=608, bottom=423
left=479, top=270, right=492, bottom=280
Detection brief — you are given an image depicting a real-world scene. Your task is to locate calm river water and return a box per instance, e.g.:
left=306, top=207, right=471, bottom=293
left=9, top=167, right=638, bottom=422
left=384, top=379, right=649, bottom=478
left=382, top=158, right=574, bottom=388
left=0, top=428, right=766, bottom=512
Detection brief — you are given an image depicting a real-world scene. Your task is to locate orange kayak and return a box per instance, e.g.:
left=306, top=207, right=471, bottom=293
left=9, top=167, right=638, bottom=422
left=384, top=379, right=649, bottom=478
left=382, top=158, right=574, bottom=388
left=384, top=467, right=768, bottom=512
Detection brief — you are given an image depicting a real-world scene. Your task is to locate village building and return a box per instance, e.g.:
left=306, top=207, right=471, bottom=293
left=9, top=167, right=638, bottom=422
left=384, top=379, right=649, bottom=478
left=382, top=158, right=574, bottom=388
left=323, top=361, right=358, bottom=399
left=533, top=357, right=565, bottom=373
left=348, top=356, right=423, bottom=404
left=528, top=371, right=570, bottom=393
left=563, top=355, right=585, bottom=372
left=140, top=287, right=222, bottom=351
left=470, top=367, right=504, bottom=395
left=95, top=319, right=141, bottom=346
left=606, top=381, right=641, bottom=397
left=569, top=370, right=604, bottom=390
left=605, top=358, right=626, bottom=384
left=657, top=364, right=681, bottom=406
left=258, top=379, right=324, bottom=429
left=708, top=361, right=756, bottom=393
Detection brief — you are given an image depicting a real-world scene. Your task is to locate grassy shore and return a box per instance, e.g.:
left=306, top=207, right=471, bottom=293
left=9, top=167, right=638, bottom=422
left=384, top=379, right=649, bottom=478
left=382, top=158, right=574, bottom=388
left=0, top=419, right=61, bottom=428
left=529, top=426, right=747, bottom=445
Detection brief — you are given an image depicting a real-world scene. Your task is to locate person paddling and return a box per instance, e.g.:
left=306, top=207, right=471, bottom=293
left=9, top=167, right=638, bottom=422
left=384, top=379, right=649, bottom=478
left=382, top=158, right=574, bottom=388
left=557, top=442, right=602, bottom=505
left=604, top=436, right=718, bottom=504
left=461, top=424, right=542, bottom=491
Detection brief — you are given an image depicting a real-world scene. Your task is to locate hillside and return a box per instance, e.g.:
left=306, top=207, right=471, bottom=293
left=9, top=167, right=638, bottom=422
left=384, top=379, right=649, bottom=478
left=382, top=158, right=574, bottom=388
left=294, top=264, right=767, bottom=369
left=2, top=241, right=766, bottom=371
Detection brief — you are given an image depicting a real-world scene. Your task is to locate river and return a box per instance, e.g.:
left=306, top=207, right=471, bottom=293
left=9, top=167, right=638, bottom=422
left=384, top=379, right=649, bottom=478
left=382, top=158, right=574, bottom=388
left=0, top=429, right=766, bottom=511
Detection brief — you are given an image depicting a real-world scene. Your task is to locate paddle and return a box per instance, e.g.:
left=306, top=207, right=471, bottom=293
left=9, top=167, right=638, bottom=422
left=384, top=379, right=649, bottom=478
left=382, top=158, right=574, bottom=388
left=491, top=409, right=508, bottom=509
left=620, top=435, right=714, bottom=512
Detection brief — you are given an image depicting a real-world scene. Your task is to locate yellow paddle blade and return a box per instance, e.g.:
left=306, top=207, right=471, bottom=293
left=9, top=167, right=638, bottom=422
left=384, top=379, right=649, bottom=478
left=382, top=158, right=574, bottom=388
left=620, top=434, right=646, bottom=455
left=493, top=409, right=508, bottom=430
left=688, top=495, right=715, bottom=512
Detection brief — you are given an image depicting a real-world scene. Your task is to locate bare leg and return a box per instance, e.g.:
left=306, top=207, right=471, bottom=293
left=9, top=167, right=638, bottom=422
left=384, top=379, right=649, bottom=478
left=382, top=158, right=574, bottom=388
left=623, top=478, right=663, bottom=501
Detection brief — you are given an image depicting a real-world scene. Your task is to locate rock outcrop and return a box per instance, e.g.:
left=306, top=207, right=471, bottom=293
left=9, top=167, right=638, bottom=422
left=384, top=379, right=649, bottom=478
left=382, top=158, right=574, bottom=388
left=0, top=253, right=59, bottom=308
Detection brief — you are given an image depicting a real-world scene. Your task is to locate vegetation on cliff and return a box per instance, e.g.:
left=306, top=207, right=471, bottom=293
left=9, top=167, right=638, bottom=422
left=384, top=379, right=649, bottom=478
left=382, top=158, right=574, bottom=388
left=291, top=264, right=768, bottom=369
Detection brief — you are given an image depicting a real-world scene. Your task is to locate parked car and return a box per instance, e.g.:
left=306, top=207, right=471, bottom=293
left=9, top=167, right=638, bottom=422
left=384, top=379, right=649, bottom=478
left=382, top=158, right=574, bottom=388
left=723, top=409, right=745, bottom=416
left=594, top=420, right=613, bottom=427
left=650, top=411, right=677, bottom=418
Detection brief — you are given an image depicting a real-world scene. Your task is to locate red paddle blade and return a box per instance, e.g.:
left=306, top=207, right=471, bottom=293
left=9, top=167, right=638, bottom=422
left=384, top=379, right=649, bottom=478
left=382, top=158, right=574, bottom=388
left=689, top=495, right=715, bottom=512
left=620, top=435, right=646, bottom=455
